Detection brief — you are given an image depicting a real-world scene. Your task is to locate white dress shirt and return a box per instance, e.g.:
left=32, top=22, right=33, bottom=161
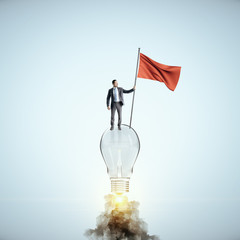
left=113, top=87, right=120, bottom=102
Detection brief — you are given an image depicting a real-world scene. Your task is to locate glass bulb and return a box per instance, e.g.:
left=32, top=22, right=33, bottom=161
left=100, top=124, right=140, bottom=194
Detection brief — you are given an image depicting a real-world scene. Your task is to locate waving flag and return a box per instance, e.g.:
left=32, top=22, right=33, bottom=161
left=137, top=53, right=181, bottom=91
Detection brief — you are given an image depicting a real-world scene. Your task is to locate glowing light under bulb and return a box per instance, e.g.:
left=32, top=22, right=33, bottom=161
left=115, top=196, right=123, bottom=203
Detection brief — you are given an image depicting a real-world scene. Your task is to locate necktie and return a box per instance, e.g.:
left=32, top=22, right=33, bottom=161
left=114, top=88, right=117, bottom=101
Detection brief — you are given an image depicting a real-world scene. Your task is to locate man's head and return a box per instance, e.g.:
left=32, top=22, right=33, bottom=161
left=112, top=79, right=118, bottom=87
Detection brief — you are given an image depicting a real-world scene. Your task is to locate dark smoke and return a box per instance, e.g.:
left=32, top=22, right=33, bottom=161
left=85, top=194, right=160, bottom=240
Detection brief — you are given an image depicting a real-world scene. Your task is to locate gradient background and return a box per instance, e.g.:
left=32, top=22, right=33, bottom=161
left=0, top=0, right=240, bottom=240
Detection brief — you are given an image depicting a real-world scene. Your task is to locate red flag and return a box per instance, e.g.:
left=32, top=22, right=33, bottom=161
left=137, top=53, right=181, bottom=91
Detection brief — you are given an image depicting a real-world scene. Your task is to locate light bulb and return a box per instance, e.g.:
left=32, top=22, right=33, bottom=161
left=100, top=124, right=140, bottom=194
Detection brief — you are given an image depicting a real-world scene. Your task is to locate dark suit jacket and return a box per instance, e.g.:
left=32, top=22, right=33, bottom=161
left=106, top=87, right=134, bottom=108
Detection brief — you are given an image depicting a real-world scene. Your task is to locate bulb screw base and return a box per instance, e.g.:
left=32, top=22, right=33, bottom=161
left=111, top=178, right=129, bottom=194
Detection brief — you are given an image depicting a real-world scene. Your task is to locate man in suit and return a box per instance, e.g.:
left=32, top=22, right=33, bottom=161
left=106, top=79, right=136, bottom=130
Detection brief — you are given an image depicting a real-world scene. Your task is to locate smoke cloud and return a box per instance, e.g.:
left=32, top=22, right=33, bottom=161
left=85, top=194, right=160, bottom=240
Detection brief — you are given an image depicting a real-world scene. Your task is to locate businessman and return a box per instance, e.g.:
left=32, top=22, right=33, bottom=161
left=106, top=79, right=136, bottom=130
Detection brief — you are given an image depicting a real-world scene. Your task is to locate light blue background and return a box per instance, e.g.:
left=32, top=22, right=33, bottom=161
left=0, top=0, right=240, bottom=240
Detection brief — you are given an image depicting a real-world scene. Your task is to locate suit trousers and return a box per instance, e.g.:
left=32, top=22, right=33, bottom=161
left=111, top=102, right=122, bottom=126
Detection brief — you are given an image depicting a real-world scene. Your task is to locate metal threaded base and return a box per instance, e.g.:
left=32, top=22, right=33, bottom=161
left=111, top=178, right=129, bottom=194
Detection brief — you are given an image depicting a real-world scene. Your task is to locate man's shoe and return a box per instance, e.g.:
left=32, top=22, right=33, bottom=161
left=118, top=126, right=121, bottom=130
left=110, top=126, right=114, bottom=130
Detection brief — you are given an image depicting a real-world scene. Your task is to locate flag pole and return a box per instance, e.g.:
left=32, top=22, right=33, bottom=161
left=129, top=47, right=141, bottom=128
